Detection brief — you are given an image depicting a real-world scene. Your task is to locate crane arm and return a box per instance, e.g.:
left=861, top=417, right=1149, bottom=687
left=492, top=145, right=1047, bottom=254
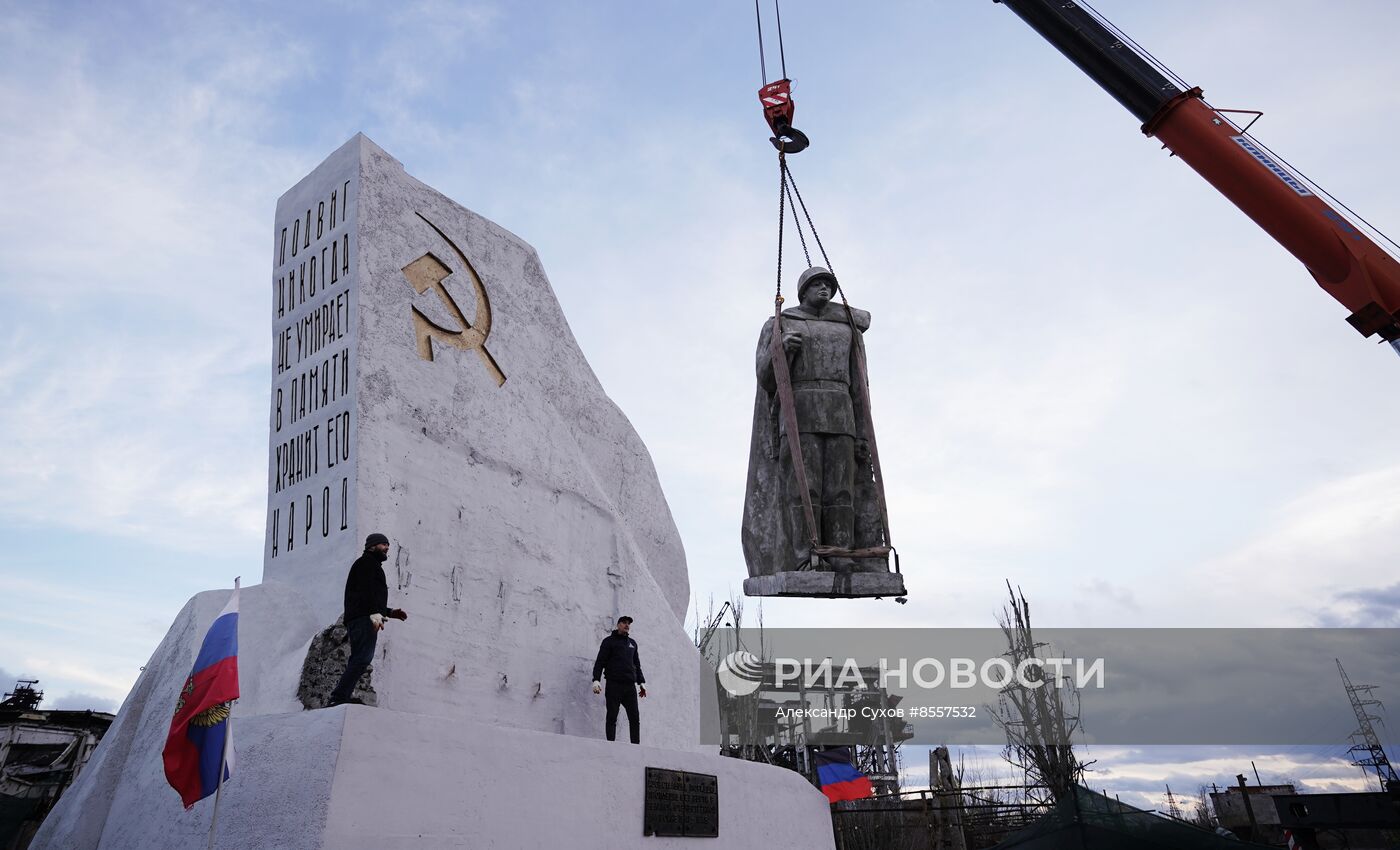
left=994, top=0, right=1400, bottom=344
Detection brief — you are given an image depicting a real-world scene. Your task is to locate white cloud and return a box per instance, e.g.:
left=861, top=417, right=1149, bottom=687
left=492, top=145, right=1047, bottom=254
left=14, top=658, right=135, bottom=699
left=0, top=330, right=265, bottom=549
left=48, top=692, right=119, bottom=712
left=0, top=6, right=300, bottom=552
left=918, top=744, right=1379, bottom=812
left=1160, top=465, right=1400, bottom=626
left=0, top=573, right=175, bottom=703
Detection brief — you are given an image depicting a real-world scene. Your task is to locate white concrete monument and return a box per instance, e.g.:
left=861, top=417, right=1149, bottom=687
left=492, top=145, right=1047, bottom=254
left=32, top=135, right=836, bottom=849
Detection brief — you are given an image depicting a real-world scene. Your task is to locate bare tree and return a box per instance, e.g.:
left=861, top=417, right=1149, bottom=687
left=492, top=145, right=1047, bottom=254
left=1192, top=784, right=1217, bottom=830
left=991, top=583, right=1091, bottom=802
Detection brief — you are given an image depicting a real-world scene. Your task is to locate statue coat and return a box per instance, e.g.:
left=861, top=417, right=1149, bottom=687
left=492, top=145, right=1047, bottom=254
left=741, top=302, right=885, bottom=577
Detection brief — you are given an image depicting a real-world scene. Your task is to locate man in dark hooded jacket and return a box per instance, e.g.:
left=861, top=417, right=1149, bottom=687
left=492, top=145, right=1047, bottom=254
left=591, top=616, right=646, bottom=743
left=328, top=533, right=407, bottom=706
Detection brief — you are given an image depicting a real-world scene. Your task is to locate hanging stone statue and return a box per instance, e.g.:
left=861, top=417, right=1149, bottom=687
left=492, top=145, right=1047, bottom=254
left=742, top=266, right=907, bottom=598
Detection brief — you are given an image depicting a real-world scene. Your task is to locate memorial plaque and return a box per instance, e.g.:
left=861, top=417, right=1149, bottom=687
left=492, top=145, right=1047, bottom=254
left=681, top=772, right=719, bottom=837
left=644, top=768, right=719, bottom=838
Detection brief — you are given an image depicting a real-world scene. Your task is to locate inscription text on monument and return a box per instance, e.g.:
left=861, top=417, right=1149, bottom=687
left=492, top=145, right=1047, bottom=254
left=643, top=768, right=719, bottom=838
left=268, top=180, right=356, bottom=560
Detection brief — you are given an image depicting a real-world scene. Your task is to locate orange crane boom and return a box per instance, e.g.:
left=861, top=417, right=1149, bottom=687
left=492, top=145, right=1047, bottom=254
left=994, top=0, right=1400, bottom=346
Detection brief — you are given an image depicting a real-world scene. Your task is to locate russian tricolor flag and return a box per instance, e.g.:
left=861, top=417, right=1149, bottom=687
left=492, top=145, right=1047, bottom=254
left=162, top=579, right=240, bottom=809
left=814, top=746, right=874, bottom=803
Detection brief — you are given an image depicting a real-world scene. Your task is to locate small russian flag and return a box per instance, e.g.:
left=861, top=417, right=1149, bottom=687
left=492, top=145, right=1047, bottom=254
left=162, top=579, right=240, bottom=809
left=814, top=746, right=874, bottom=803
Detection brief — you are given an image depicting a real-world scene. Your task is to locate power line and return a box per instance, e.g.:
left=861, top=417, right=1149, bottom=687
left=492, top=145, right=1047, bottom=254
left=1337, top=658, right=1400, bottom=792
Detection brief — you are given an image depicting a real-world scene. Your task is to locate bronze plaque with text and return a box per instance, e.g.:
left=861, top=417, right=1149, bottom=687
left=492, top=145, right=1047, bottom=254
left=644, top=767, right=719, bottom=837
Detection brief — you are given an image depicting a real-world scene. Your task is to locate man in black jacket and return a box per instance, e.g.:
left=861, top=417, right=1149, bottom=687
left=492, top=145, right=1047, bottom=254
left=591, top=616, right=646, bottom=744
left=328, top=533, right=408, bottom=706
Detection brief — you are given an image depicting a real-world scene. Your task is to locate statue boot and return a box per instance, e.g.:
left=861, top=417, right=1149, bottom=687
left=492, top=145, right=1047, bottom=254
left=821, top=504, right=858, bottom=572
left=788, top=504, right=822, bottom=570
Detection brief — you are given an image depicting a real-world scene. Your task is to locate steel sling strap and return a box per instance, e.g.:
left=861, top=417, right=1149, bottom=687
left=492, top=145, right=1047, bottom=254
left=769, top=304, right=822, bottom=570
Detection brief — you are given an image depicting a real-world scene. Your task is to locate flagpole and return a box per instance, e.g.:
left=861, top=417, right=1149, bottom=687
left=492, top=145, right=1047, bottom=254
left=206, top=576, right=239, bottom=850
left=206, top=710, right=231, bottom=850
left=204, top=711, right=229, bottom=850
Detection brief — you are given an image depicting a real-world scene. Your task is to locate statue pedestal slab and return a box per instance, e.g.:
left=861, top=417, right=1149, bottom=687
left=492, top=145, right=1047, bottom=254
left=744, top=571, right=907, bottom=598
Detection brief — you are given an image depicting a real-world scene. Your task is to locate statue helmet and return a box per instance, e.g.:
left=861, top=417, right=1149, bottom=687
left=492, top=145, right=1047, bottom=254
left=797, top=266, right=839, bottom=300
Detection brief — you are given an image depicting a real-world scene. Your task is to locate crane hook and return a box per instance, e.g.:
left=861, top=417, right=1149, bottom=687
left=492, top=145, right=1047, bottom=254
left=759, top=79, right=810, bottom=154
left=769, top=119, right=810, bottom=154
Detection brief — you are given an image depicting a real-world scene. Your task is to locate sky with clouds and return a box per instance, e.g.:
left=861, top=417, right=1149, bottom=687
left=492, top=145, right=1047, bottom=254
left=3, top=0, right=1399, bottom=810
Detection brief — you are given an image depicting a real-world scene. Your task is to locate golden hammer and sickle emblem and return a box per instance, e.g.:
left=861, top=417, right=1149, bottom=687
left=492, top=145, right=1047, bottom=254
left=400, top=212, right=506, bottom=386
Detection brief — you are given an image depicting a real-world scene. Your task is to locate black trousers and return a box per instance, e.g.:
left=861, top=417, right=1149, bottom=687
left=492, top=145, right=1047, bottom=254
left=605, top=679, right=640, bottom=744
left=330, top=616, right=377, bottom=703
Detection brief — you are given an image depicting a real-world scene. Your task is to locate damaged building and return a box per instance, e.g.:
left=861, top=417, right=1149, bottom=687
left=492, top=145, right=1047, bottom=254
left=0, top=681, right=114, bottom=850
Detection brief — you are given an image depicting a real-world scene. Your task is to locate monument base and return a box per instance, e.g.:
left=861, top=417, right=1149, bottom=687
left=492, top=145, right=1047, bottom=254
left=744, top=571, right=907, bottom=598
left=31, top=584, right=836, bottom=850
left=35, top=705, right=836, bottom=849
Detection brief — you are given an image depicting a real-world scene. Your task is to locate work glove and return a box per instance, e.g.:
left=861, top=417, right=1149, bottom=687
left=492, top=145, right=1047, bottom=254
left=592, top=681, right=602, bottom=695
left=388, top=608, right=408, bottom=620
left=369, top=613, right=385, bottom=630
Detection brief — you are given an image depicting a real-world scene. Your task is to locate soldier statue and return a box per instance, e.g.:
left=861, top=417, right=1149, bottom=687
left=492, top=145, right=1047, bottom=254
left=742, top=266, right=897, bottom=594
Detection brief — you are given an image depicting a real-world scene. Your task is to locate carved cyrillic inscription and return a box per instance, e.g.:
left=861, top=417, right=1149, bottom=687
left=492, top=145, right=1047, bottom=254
left=269, top=180, right=355, bottom=560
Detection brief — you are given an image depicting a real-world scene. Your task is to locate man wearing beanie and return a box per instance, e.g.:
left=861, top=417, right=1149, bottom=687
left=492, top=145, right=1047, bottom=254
left=591, top=616, right=646, bottom=744
left=328, top=532, right=408, bottom=706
